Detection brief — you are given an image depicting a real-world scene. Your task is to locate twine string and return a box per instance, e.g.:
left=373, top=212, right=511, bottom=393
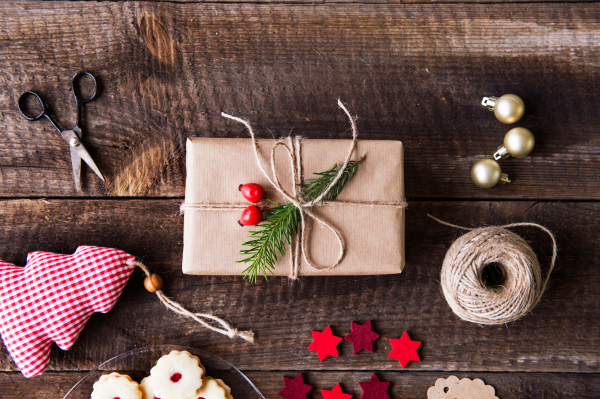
left=128, top=260, right=254, bottom=342
left=428, top=214, right=557, bottom=325
left=221, top=99, right=358, bottom=278
left=180, top=100, right=407, bottom=279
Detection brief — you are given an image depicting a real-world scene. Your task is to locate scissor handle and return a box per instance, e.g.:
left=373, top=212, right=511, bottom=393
left=17, top=91, right=47, bottom=121
left=71, top=71, right=97, bottom=105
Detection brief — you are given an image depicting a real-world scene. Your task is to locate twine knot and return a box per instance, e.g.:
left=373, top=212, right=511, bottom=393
left=222, top=99, right=358, bottom=279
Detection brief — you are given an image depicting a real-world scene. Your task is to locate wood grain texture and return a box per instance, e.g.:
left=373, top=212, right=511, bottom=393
left=3, top=370, right=600, bottom=399
left=0, top=199, right=597, bottom=374
left=0, top=2, right=599, bottom=199
left=10, top=0, right=600, bottom=5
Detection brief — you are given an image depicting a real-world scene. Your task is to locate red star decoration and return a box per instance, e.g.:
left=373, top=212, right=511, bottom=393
left=344, top=321, right=380, bottom=354
left=387, top=331, right=421, bottom=368
left=321, top=383, right=353, bottom=399
left=278, top=373, right=313, bottom=399
left=358, top=373, right=391, bottom=399
left=307, top=325, right=343, bottom=361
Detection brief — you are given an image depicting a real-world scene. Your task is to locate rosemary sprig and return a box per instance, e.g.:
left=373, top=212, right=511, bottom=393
left=238, top=202, right=301, bottom=283
left=300, top=158, right=362, bottom=204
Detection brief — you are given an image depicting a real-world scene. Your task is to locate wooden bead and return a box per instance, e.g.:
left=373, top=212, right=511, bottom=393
left=144, top=274, right=163, bottom=293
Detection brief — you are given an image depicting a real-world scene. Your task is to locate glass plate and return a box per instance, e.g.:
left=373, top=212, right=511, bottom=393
left=63, top=345, right=264, bottom=399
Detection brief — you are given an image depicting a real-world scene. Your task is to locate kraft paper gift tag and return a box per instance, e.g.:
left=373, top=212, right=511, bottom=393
left=427, top=376, right=499, bottom=399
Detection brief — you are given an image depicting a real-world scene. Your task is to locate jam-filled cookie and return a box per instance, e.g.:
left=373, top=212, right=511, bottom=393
left=91, top=372, right=143, bottom=399
left=196, top=377, right=233, bottom=399
left=150, top=350, right=205, bottom=399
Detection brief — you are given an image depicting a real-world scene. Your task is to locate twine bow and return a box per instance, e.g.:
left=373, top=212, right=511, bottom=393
left=221, top=100, right=358, bottom=279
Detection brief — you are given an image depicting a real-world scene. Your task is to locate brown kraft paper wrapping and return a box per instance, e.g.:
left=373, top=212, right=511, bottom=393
left=182, top=137, right=405, bottom=276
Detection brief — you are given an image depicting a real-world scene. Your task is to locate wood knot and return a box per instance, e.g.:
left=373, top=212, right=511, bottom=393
left=138, top=12, right=177, bottom=64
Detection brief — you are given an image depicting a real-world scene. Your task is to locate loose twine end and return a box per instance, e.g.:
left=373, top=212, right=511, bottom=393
left=127, top=260, right=254, bottom=343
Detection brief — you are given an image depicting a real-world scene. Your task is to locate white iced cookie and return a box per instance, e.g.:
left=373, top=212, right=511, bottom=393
left=91, top=372, right=142, bottom=399
left=150, top=350, right=205, bottom=399
left=196, top=377, right=233, bottom=399
left=140, top=376, right=158, bottom=399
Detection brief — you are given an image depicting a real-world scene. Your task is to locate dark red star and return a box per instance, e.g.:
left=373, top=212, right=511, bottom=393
left=278, top=373, right=313, bottom=399
left=321, top=383, right=353, bottom=399
left=307, top=325, right=343, bottom=361
left=358, top=373, right=390, bottom=399
left=388, top=331, right=421, bottom=368
left=344, top=321, right=380, bottom=354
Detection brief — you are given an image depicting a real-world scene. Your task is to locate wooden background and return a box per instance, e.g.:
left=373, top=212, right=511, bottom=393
left=1, top=1, right=600, bottom=398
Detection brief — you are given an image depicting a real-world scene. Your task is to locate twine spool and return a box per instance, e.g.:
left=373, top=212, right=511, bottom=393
left=429, top=215, right=557, bottom=325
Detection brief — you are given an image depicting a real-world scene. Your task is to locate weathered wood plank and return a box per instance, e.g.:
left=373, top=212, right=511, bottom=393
left=9, top=0, right=600, bottom=5
left=246, top=371, right=600, bottom=399
left=0, top=199, right=597, bottom=373
left=3, top=370, right=600, bottom=399
left=0, top=2, right=599, bottom=199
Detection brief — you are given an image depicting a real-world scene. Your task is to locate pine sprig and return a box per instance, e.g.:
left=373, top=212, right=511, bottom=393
left=299, top=158, right=362, bottom=204
left=239, top=158, right=362, bottom=283
left=238, top=202, right=301, bottom=283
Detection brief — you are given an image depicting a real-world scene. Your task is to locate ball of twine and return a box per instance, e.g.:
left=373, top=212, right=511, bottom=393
left=429, top=215, right=557, bottom=325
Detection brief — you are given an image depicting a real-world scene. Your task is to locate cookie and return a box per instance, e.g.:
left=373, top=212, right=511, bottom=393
left=91, top=372, right=142, bottom=399
left=150, top=350, right=205, bottom=399
left=196, top=377, right=233, bottom=399
left=140, top=376, right=159, bottom=399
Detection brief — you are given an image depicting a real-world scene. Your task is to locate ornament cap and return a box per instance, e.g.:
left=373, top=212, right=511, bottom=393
left=493, top=146, right=509, bottom=160
left=481, top=96, right=498, bottom=111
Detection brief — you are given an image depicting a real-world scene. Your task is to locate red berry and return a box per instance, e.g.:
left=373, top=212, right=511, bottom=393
left=239, top=183, right=264, bottom=203
left=239, top=205, right=263, bottom=226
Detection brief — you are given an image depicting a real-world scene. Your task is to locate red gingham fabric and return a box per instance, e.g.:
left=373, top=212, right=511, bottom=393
left=0, top=246, right=135, bottom=377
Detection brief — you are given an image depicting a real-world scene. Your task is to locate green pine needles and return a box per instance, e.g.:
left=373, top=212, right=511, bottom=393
left=238, top=159, right=361, bottom=282
left=239, top=202, right=300, bottom=283
left=299, top=158, right=362, bottom=205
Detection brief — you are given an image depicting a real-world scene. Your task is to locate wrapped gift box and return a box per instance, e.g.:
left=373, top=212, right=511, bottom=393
left=182, top=137, right=405, bottom=276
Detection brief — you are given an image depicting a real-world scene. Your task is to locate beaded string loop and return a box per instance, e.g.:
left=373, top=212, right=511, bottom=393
left=129, top=260, right=254, bottom=342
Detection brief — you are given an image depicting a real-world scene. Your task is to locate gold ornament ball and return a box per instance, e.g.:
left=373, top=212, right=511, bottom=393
left=471, top=159, right=502, bottom=188
left=504, top=127, right=535, bottom=158
left=494, top=94, right=525, bottom=124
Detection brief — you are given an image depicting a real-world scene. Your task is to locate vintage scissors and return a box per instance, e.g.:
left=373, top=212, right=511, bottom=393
left=18, top=71, right=105, bottom=193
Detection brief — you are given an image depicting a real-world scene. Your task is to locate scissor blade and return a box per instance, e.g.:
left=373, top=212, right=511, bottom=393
left=61, top=129, right=105, bottom=183
left=71, top=142, right=105, bottom=182
left=70, top=147, right=82, bottom=193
